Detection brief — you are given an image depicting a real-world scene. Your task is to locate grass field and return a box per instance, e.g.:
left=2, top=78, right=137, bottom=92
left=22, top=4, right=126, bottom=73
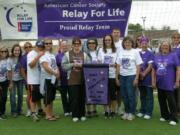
left=0, top=95, right=180, bottom=135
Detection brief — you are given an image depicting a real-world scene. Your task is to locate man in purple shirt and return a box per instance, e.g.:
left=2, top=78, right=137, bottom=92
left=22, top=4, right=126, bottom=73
left=56, top=40, right=71, bottom=116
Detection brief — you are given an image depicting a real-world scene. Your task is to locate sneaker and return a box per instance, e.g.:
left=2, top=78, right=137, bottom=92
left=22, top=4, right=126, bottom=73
left=160, top=118, right=166, bottom=122
left=80, top=117, right=86, bottom=121
left=169, top=121, right=177, bottom=126
left=32, top=114, right=39, bottom=122
left=64, top=113, right=70, bottom=117
left=121, top=113, right=128, bottom=120
left=104, top=112, right=109, bottom=119
left=72, top=117, right=79, bottom=122
left=143, top=115, right=151, bottom=120
left=136, top=113, right=143, bottom=118
left=127, top=113, right=135, bottom=121
left=26, top=110, right=31, bottom=117
left=0, top=116, right=6, bottom=120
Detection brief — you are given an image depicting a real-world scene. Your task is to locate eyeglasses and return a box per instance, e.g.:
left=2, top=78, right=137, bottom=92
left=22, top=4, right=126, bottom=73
left=0, top=51, right=8, bottom=53
left=173, top=36, right=180, bottom=39
left=45, top=42, right=52, bottom=45
left=24, top=46, right=32, bottom=49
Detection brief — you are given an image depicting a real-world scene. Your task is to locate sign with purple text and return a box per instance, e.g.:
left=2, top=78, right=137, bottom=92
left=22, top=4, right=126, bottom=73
left=0, top=0, right=131, bottom=39
left=83, top=64, right=109, bottom=105
left=37, top=0, right=132, bottom=38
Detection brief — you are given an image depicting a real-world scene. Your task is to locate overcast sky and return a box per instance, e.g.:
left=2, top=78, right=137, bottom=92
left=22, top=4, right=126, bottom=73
left=129, top=1, right=180, bottom=31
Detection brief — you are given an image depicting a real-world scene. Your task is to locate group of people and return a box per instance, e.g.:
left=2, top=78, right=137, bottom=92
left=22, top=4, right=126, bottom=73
left=0, top=28, right=180, bottom=126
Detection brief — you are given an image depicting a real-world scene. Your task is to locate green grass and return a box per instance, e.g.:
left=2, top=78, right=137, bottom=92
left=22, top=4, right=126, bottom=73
left=0, top=95, right=180, bottom=135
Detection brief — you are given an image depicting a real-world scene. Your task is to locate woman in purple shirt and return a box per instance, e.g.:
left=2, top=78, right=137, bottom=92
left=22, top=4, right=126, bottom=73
left=152, top=41, right=180, bottom=126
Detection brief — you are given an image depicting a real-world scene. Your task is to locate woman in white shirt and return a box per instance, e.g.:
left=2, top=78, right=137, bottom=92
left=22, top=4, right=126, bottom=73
left=0, top=46, right=9, bottom=119
left=116, top=36, right=143, bottom=121
left=98, top=35, right=118, bottom=119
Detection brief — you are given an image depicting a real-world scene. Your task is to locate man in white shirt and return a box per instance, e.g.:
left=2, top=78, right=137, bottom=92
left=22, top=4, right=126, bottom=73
left=112, top=28, right=123, bottom=53
left=111, top=28, right=124, bottom=115
left=27, top=40, right=45, bottom=121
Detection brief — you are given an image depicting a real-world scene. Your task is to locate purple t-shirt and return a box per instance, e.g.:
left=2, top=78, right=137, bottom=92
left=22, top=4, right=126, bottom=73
left=139, top=50, right=154, bottom=87
left=56, top=52, right=68, bottom=86
left=20, top=53, right=27, bottom=72
left=172, top=45, right=180, bottom=60
left=153, top=52, right=180, bottom=91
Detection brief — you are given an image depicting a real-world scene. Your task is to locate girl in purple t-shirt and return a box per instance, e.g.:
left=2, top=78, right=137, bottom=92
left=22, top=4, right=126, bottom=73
left=137, top=36, right=154, bottom=120
left=152, top=41, right=180, bottom=126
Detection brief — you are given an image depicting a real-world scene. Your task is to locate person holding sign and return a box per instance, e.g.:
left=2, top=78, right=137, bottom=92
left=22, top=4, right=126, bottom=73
left=98, top=35, right=118, bottom=119
left=62, top=37, right=90, bottom=122
left=85, top=38, right=99, bottom=118
left=116, top=36, right=143, bottom=121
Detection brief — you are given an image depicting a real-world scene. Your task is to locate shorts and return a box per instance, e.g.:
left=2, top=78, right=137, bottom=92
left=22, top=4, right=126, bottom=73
left=44, top=79, right=56, bottom=105
left=28, top=84, right=43, bottom=102
left=108, top=79, right=117, bottom=101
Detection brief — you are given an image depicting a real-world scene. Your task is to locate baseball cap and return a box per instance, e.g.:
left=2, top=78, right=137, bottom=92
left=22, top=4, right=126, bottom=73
left=35, top=40, right=44, bottom=47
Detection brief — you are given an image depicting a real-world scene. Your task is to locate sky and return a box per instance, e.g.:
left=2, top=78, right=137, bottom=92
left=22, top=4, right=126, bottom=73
left=129, top=1, right=180, bottom=31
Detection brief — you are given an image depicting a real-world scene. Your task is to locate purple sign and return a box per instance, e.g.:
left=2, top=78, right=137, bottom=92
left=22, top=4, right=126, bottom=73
left=36, top=0, right=132, bottom=38
left=83, top=64, right=109, bottom=105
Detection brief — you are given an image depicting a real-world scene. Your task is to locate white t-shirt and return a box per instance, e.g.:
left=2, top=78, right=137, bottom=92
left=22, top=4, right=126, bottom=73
left=89, top=51, right=98, bottom=63
left=0, top=59, right=8, bottom=82
left=7, top=57, right=23, bottom=81
left=27, top=50, right=41, bottom=85
left=39, top=51, right=58, bottom=79
left=116, top=49, right=143, bottom=76
left=115, top=39, right=123, bottom=53
left=98, top=48, right=118, bottom=78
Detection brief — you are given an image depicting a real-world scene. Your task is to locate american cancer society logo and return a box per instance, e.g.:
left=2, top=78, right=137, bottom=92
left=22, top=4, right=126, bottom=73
left=4, top=5, right=33, bottom=32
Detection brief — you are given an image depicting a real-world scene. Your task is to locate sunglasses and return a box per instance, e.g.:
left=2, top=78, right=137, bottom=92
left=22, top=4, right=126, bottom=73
left=45, top=42, right=52, bottom=45
left=0, top=51, right=8, bottom=53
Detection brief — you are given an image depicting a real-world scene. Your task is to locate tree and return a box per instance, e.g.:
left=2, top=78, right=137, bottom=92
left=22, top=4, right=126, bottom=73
left=128, top=23, right=143, bottom=32
left=161, top=25, right=171, bottom=30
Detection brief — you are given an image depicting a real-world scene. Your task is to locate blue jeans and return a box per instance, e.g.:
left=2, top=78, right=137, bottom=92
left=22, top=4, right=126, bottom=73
left=120, top=75, right=136, bottom=114
left=139, top=86, right=154, bottom=116
left=10, top=80, right=23, bottom=114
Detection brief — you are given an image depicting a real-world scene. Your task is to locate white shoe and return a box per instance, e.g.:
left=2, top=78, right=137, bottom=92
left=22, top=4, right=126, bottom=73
left=118, top=108, right=124, bottom=116
left=127, top=113, right=135, bottom=121
left=64, top=113, right=70, bottom=117
left=143, top=115, right=151, bottom=120
left=136, top=113, right=143, bottom=118
left=169, top=121, right=177, bottom=126
left=160, top=118, right=166, bottom=122
left=121, top=113, right=128, bottom=120
left=80, top=117, right=86, bottom=121
left=26, top=110, right=31, bottom=117
left=72, top=117, right=79, bottom=122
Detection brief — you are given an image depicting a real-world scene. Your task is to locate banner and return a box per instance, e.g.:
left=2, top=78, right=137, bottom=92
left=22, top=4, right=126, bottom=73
left=83, top=64, right=109, bottom=105
left=0, top=0, right=132, bottom=39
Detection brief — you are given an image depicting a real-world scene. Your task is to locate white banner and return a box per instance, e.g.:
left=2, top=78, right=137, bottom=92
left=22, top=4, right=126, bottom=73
left=0, top=0, right=38, bottom=39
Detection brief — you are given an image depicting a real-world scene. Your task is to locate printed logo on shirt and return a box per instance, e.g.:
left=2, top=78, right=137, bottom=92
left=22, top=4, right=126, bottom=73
left=157, top=62, right=167, bottom=76
left=50, top=58, right=57, bottom=70
left=104, top=56, right=113, bottom=64
left=0, top=64, right=7, bottom=77
left=122, top=58, right=130, bottom=69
